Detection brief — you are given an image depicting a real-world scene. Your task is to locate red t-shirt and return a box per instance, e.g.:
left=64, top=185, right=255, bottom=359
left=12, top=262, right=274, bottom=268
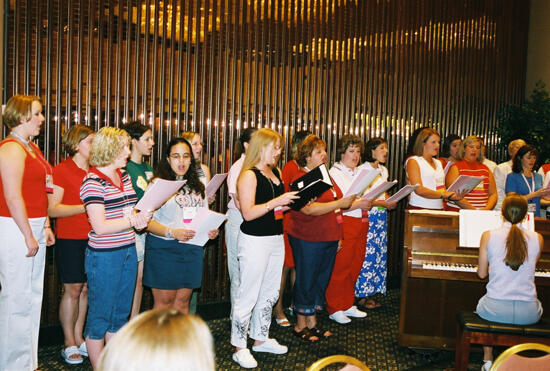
left=0, top=140, right=50, bottom=218
left=53, top=157, right=91, bottom=239
left=285, top=167, right=344, bottom=242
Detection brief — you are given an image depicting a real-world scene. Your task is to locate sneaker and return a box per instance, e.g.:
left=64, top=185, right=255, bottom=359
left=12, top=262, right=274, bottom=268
left=329, top=311, right=352, bottom=324
left=252, top=338, right=288, bottom=354
left=78, top=342, right=88, bottom=357
left=232, top=349, right=258, bottom=368
left=481, top=360, right=492, bottom=371
left=344, top=305, right=367, bottom=318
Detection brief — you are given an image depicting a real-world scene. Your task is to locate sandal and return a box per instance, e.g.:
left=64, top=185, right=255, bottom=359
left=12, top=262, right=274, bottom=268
left=61, top=345, right=83, bottom=365
left=78, top=342, right=88, bottom=357
left=293, top=327, right=319, bottom=342
left=309, top=326, right=332, bottom=339
left=357, top=298, right=382, bottom=310
left=275, top=316, right=291, bottom=327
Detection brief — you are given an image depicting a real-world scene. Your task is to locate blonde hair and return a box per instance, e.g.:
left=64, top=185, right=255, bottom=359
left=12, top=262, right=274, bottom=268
left=502, top=194, right=528, bottom=271
left=63, top=125, right=95, bottom=156
left=412, top=128, right=439, bottom=156
left=98, top=309, right=215, bottom=371
left=181, top=130, right=199, bottom=143
left=457, top=135, right=483, bottom=162
left=89, top=127, right=130, bottom=167
left=238, top=128, right=282, bottom=183
left=3, top=94, right=41, bottom=129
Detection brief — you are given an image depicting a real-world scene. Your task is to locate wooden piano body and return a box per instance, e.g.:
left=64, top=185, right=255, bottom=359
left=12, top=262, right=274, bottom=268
left=398, top=210, right=550, bottom=349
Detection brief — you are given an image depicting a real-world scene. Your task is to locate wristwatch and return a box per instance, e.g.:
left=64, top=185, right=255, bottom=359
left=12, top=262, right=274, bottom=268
left=165, top=228, right=174, bottom=239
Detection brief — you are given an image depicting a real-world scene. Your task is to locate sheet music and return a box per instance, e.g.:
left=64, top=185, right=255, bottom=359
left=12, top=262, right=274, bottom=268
left=386, top=184, right=419, bottom=203
left=183, top=207, right=228, bottom=246
left=459, top=209, right=535, bottom=247
left=344, top=168, right=381, bottom=196
left=135, top=179, right=186, bottom=211
left=362, top=180, right=398, bottom=200
left=206, top=173, right=228, bottom=198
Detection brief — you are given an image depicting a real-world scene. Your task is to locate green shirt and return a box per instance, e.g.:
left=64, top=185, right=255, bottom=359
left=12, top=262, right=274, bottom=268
left=125, top=160, right=154, bottom=200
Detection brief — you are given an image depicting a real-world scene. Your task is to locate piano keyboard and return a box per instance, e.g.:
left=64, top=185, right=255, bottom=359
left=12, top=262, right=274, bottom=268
left=421, top=262, right=550, bottom=277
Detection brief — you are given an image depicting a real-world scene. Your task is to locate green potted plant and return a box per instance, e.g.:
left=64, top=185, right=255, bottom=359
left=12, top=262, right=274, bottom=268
left=496, top=80, right=550, bottom=165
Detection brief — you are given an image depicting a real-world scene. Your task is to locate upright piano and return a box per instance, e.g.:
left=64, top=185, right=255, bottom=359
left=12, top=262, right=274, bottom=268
left=398, top=210, right=550, bottom=349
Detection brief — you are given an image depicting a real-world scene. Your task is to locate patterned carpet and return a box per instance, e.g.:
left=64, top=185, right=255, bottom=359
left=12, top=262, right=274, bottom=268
left=37, top=288, right=484, bottom=370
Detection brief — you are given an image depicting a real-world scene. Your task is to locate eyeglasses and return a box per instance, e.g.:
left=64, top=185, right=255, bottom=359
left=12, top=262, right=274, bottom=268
left=169, top=153, right=191, bottom=160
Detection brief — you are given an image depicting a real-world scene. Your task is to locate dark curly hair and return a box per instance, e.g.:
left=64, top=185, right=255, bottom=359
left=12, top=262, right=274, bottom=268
left=441, top=134, right=461, bottom=158
left=512, top=145, right=539, bottom=174
left=154, top=137, right=205, bottom=198
left=364, top=137, right=387, bottom=163
left=335, top=134, right=364, bottom=162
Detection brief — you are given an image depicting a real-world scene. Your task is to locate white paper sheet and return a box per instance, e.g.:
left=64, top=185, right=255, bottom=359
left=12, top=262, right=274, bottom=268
left=182, top=207, right=228, bottom=246
left=135, top=179, right=186, bottom=211
left=459, top=209, right=535, bottom=247
left=362, top=180, right=398, bottom=200
left=386, top=184, right=419, bottom=203
left=344, top=168, right=381, bottom=196
left=206, top=173, right=228, bottom=198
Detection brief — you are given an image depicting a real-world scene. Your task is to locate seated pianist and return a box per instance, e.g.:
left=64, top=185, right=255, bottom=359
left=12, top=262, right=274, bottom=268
left=475, top=194, right=544, bottom=371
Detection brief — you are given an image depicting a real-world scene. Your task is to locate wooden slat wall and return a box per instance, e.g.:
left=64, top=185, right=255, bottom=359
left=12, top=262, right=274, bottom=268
left=3, top=0, right=529, bottom=325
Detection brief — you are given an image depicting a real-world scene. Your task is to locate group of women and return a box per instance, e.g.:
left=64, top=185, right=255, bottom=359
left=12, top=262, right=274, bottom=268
left=0, top=94, right=218, bottom=371
left=0, top=93, right=547, bottom=371
left=226, top=128, right=399, bottom=368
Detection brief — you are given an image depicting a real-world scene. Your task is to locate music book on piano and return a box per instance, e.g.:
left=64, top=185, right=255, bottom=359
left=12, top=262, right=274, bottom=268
left=386, top=184, right=419, bottom=203
left=289, top=164, right=334, bottom=210
left=362, top=180, right=398, bottom=200
left=344, top=168, right=381, bottom=196
left=447, top=174, right=484, bottom=195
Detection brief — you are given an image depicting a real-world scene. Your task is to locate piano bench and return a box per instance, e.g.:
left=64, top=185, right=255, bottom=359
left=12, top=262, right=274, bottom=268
left=454, top=311, right=550, bottom=371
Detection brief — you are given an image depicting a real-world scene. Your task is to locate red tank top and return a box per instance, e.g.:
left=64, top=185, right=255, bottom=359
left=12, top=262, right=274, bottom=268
left=0, top=139, right=52, bottom=218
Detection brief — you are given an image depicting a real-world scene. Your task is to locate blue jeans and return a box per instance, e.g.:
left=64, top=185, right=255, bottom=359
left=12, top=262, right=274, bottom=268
left=289, top=235, right=338, bottom=316
left=84, top=246, right=137, bottom=339
left=476, top=294, right=543, bottom=325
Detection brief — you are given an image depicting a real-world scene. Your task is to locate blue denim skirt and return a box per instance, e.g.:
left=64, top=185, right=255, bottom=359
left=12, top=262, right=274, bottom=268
left=143, top=234, right=204, bottom=290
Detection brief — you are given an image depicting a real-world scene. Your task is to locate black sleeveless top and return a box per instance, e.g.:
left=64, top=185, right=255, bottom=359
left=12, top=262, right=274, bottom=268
left=240, top=167, right=284, bottom=236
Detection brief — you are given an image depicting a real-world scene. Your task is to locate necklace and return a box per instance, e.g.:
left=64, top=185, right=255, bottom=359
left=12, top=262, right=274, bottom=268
left=10, top=131, right=34, bottom=152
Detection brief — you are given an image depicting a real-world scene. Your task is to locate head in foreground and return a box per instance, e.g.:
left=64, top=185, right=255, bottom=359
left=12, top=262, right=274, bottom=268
left=97, top=309, right=215, bottom=371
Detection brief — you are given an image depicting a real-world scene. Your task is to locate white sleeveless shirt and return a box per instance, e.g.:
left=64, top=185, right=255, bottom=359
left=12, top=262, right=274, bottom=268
left=486, top=223, right=540, bottom=302
left=407, top=156, right=445, bottom=209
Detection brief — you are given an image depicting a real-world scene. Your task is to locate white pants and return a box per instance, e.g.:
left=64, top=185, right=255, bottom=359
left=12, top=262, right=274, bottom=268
left=0, top=217, right=46, bottom=371
left=225, top=208, right=243, bottom=315
left=230, top=232, right=284, bottom=348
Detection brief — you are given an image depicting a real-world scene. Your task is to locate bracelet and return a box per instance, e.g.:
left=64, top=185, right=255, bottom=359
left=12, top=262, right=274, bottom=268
left=165, top=228, right=173, bottom=239
left=266, top=203, right=271, bottom=211
left=44, top=225, right=51, bottom=229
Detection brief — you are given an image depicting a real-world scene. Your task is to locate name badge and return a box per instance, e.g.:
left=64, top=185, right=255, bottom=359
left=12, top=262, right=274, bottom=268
left=145, top=171, right=154, bottom=180
left=182, top=207, right=197, bottom=223
left=45, top=174, right=54, bottom=194
left=274, top=206, right=283, bottom=220
left=527, top=203, right=536, bottom=213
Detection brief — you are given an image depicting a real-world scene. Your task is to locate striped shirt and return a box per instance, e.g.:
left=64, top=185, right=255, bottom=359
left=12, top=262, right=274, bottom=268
left=448, top=160, right=491, bottom=209
left=80, top=167, right=137, bottom=251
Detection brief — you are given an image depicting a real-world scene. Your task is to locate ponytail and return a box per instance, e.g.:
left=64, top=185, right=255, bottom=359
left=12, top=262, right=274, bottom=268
left=502, top=194, right=528, bottom=271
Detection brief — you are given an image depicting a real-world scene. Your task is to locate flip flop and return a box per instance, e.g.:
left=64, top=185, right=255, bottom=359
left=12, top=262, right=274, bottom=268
left=275, top=317, right=291, bottom=327
left=293, top=327, right=319, bottom=342
left=308, top=326, right=332, bottom=339
left=61, top=346, right=83, bottom=365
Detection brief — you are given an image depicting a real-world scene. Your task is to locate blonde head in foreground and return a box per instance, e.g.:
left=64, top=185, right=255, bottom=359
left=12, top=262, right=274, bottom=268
left=97, top=309, right=215, bottom=371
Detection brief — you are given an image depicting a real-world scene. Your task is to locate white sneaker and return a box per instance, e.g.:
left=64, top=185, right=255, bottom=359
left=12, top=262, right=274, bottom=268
left=252, top=338, right=288, bottom=354
left=344, top=305, right=367, bottom=318
left=481, top=360, right=492, bottom=371
left=329, top=311, right=352, bottom=324
left=232, top=349, right=258, bottom=368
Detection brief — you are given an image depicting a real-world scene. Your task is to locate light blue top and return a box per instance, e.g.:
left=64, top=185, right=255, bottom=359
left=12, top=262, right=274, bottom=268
left=505, top=172, right=543, bottom=216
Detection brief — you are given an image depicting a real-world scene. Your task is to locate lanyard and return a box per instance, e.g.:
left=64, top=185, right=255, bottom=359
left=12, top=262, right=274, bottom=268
left=521, top=174, right=534, bottom=194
